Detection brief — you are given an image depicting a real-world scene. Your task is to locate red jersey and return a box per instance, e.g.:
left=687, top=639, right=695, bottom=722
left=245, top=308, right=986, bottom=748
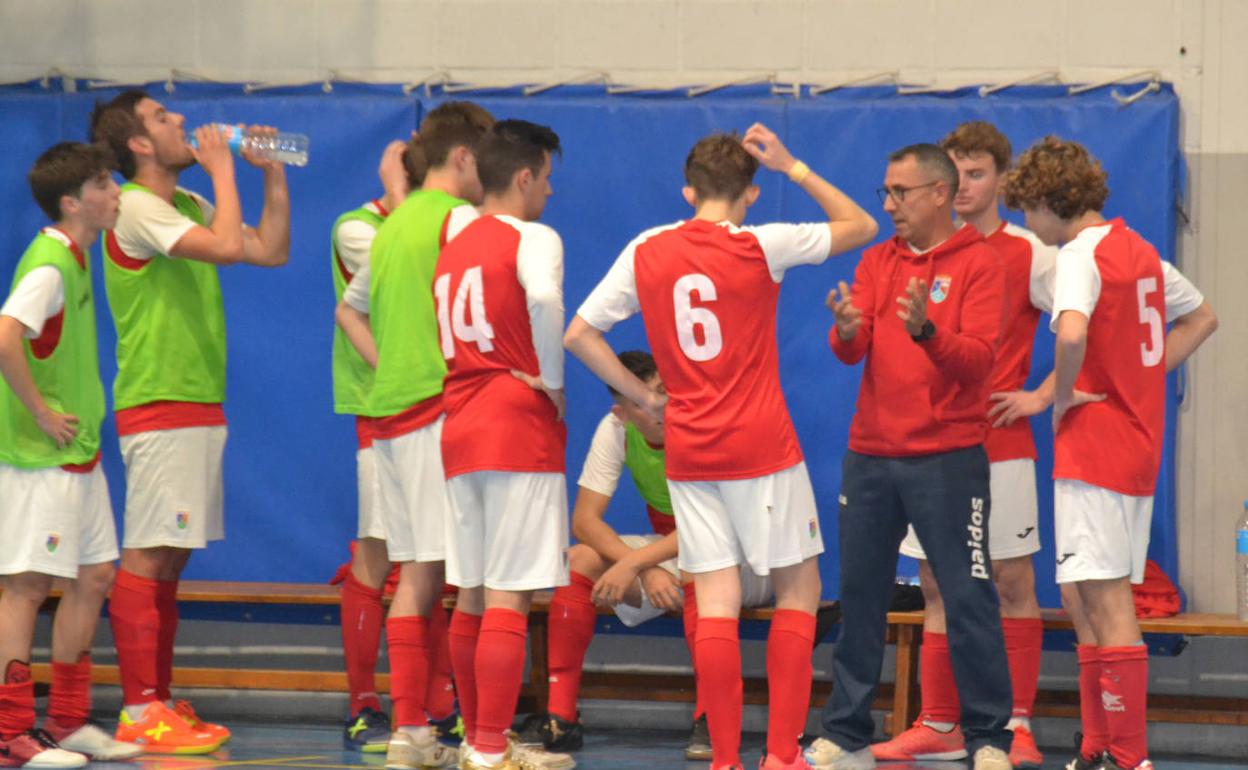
left=983, top=223, right=1056, bottom=463
left=831, top=224, right=1005, bottom=457
left=1050, top=218, right=1202, bottom=496
left=435, top=215, right=566, bottom=478
left=577, top=218, right=834, bottom=482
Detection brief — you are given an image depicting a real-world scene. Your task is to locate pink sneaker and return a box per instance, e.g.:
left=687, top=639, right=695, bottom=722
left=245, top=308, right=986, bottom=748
left=868, top=721, right=967, bottom=761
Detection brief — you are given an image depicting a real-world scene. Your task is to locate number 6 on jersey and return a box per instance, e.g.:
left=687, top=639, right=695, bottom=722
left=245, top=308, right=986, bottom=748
left=674, top=273, right=723, bottom=362
left=435, top=266, right=496, bottom=358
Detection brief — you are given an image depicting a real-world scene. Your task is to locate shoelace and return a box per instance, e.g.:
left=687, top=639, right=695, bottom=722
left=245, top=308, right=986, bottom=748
left=27, top=728, right=61, bottom=750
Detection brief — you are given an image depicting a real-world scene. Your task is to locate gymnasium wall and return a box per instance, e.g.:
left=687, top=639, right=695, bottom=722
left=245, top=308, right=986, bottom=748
left=0, top=84, right=1181, bottom=609
left=0, top=0, right=1244, bottom=612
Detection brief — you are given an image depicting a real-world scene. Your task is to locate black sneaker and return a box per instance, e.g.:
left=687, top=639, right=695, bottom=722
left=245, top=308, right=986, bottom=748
left=513, top=713, right=548, bottom=747
left=1064, top=733, right=1105, bottom=770
left=1101, top=754, right=1152, bottom=770
left=343, top=706, right=390, bottom=753
left=685, top=714, right=712, bottom=761
left=540, top=713, right=583, bottom=752
left=429, top=710, right=464, bottom=747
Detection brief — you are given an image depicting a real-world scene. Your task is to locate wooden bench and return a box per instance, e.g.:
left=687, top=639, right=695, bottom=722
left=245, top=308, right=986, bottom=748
left=884, top=609, right=1248, bottom=735
left=29, top=581, right=855, bottom=713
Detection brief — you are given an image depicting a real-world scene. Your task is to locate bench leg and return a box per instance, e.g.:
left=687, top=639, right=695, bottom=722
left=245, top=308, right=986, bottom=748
left=891, top=624, right=920, bottom=737
left=527, top=613, right=550, bottom=714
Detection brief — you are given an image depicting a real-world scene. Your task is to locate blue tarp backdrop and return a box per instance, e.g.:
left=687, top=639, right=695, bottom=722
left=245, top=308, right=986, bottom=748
left=0, top=83, right=1182, bottom=607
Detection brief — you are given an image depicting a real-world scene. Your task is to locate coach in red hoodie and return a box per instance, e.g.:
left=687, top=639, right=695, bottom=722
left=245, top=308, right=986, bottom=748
left=806, top=144, right=1013, bottom=770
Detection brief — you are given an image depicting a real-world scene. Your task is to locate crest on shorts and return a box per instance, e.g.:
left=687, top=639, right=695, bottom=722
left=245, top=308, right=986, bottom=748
left=929, top=275, right=952, bottom=304
left=808, top=518, right=818, bottom=539
left=176, top=510, right=189, bottom=530
left=46, top=533, right=60, bottom=553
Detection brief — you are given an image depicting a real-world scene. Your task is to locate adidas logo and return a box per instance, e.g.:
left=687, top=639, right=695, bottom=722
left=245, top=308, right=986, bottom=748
left=967, top=497, right=988, bottom=579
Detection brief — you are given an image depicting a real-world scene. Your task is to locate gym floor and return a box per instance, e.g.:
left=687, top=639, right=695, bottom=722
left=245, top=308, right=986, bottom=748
left=94, top=722, right=1247, bottom=770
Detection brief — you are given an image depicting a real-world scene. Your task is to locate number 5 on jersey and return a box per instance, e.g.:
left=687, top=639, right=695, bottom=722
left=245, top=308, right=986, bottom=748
left=674, top=273, right=722, bottom=362
left=435, top=266, right=495, bottom=358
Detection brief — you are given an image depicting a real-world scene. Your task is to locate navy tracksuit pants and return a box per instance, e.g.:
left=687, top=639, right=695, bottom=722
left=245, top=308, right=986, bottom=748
left=820, top=445, right=1012, bottom=755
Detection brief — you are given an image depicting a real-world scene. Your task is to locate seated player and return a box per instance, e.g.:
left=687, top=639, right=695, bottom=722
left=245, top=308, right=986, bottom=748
left=0, top=142, right=141, bottom=766
left=516, top=350, right=773, bottom=760
left=1005, top=136, right=1217, bottom=770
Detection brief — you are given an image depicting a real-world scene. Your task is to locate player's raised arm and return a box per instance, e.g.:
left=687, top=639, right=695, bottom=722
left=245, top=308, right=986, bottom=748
left=238, top=125, right=291, bottom=267
left=742, top=122, right=878, bottom=254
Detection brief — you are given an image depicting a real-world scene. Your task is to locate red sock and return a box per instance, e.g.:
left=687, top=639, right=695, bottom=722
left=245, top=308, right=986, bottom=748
left=449, top=610, right=482, bottom=747
left=341, top=573, right=385, bottom=714
left=696, top=617, right=742, bottom=769
left=387, top=615, right=430, bottom=728
left=765, top=610, right=815, bottom=764
left=1076, top=644, right=1109, bottom=760
left=682, top=583, right=703, bottom=720
left=474, top=608, right=528, bottom=755
left=425, top=606, right=456, bottom=721
left=919, top=631, right=960, bottom=723
left=155, top=578, right=178, bottom=702
left=0, top=661, right=35, bottom=739
left=546, top=572, right=596, bottom=722
left=1002, top=617, right=1043, bottom=719
left=1099, top=645, right=1149, bottom=768
left=108, top=569, right=161, bottom=705
left=48, top=654, right=92, bottom=728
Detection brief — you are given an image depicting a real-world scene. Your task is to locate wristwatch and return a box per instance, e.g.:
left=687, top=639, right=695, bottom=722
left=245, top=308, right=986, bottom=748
left=911, top=320, right=936, bottom=342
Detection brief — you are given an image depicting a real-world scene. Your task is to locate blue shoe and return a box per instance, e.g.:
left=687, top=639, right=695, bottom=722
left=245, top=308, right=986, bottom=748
left=345, top=707, right=391, bottom=753
left=429, top=710, right=464, bottom=747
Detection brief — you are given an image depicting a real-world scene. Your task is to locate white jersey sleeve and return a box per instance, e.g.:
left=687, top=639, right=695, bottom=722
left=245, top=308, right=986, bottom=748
left=576, top=413, right=628, bottom=497
left=513, top=219, right=565, bottom=390
left=0, top=266, right=64, bottom=338
left=577, top=223, right=680, bottom=332
left=113, top=186, right=212, bottom=261
left=739, top=222, right=834, bottom=282
left=445, top=204, right=479, bottom=243
left=1162, top=261, right=1205, bottom=320
left=334, top=219, right=378, bottom=277
left=1049, top=226, right=1106, bottom=331
left=1026, top=234, right=1058, bottom=315
left=343, top=264, right=371, bottom=313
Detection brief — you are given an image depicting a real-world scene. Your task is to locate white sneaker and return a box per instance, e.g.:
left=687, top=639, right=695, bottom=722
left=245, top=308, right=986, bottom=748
left=385, top=731, right=459, bottom=769
left=507, top=741, right=575, bottom=770
left=804, top=737, right=876, bottom=770
left=972, top=745, right=1012, bottom=770
left=0, top=730, right=88, bottom=769
left=52, top=721, right=143, bottom=761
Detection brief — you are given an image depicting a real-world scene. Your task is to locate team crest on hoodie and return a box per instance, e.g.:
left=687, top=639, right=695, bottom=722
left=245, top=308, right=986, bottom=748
left=930, top=275, right=952, bottom=303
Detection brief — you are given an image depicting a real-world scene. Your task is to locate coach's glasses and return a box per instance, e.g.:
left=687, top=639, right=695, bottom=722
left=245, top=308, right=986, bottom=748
left=876, top=181, right=940, bottom=206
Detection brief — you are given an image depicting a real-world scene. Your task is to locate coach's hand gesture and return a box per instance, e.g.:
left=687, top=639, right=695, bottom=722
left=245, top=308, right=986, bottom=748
left=827, top=281, right=862, bottom=341
left=897, top=276, right=929, bottom=337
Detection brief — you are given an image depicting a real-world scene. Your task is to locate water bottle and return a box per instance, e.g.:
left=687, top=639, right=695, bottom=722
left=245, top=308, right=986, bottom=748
left=1237, top=500, right=1248, bottom=621
left=190, top=124, right=309, bottom=167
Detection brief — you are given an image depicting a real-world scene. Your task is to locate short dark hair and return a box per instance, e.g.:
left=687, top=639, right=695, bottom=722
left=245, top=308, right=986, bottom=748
left=404, top=101, right=495, bottom=184
left=684, top=133, right=759, bottom=202
left=939, top=121, right=1012, bottom=173
left=89, top=90, right=149, bottom=180
left=889, top=142, right=959, bottom=198
left=1005, top=136, right=1109, bottom=219
left=28, top=142, right=116, bottom=221
left=477, top=120, right=562, bottom=195
left=606, top=350, right=658, bottom=397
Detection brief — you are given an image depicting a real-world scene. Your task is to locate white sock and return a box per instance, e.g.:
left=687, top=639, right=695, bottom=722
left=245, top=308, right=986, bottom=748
left=1007, top=716, right=1031, bottom=731
left=921, top=719, right=957, bottom=733
left=398, top=725, right=434, bottom=741
left=474, top=749, right=506, bottom=766
left=124, top=704, right=151, bottom=721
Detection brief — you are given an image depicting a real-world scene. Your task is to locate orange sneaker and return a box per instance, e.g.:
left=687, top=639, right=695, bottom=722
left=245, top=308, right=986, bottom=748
left=172, top=701, right=231, bottom=744
left=1008, top=725, right=1044, bottom=770
left=869, top=721, right=967, bottom=761
left=115, top=702, right=221, bottom=755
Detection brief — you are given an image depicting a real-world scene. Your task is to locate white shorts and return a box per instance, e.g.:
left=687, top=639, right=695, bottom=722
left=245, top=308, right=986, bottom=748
left=611, top=534, right=774, bottom=627
left=356, top=445, right=387, bottom=541
left=668, top=461, right=825, bottom=576
left=445, top=470, right=569, bottom=591
left=120, top=426, right=226, bottom=549
left=0, top=464, right=119, bottom=578
left=901, top=458, right=1041, bottom=561
left=1054, top=478, right=1153, bottom=585
left=373, top=418, right=450, bottom=563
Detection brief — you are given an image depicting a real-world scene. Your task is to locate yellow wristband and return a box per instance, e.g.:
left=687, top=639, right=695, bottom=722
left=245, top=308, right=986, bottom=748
left=788, top=160, right=810, bottom=183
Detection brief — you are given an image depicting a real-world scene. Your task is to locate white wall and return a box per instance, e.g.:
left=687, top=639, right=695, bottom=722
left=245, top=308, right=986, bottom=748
left=2, top=0, right=1244, bottom=610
